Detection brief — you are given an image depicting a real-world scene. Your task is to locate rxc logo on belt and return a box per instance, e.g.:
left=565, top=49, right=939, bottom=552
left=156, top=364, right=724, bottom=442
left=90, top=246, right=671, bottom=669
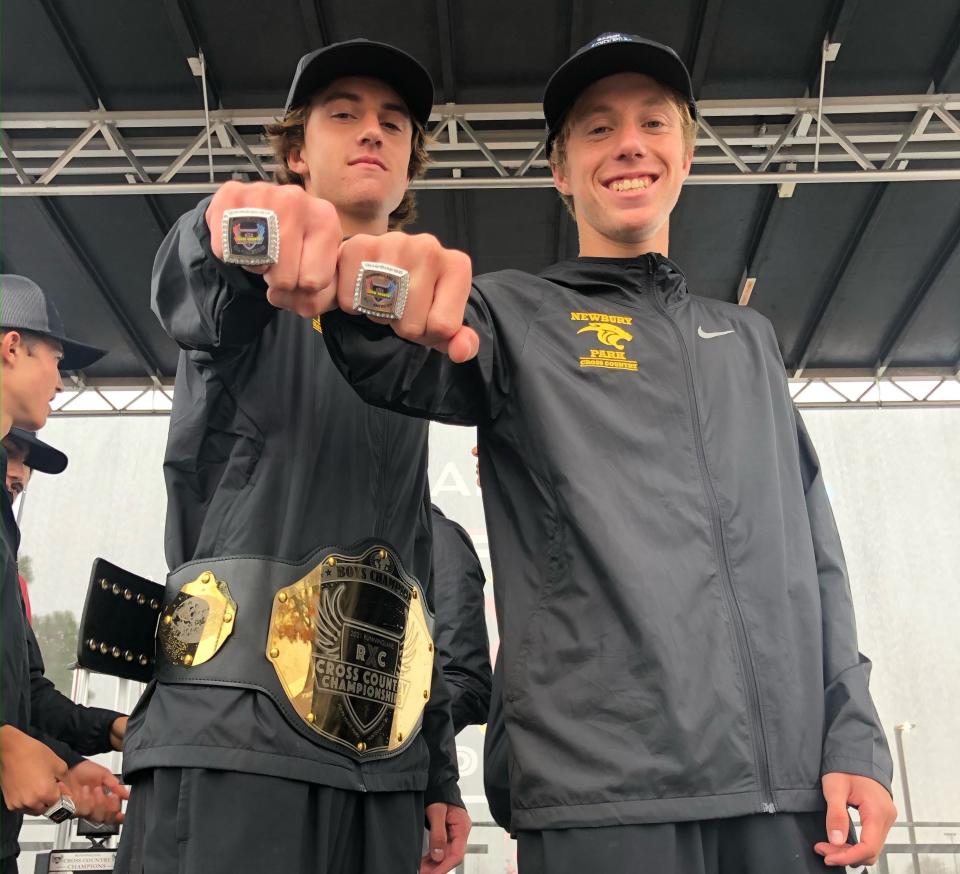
left=571, top=311, right=638, bottom=372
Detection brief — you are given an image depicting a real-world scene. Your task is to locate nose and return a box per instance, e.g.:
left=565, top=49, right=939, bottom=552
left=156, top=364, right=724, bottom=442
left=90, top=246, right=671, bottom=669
left=613, top=121, right=648, bottom=160
left=357, top=111, right=384, bottom=148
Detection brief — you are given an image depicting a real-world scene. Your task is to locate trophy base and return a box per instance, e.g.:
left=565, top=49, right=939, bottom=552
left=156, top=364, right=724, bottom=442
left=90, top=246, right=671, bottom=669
left=35, top=848, right=116, bottom=873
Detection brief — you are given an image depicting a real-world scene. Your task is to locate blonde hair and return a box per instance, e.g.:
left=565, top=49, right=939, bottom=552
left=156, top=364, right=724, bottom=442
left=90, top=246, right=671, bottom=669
left=265, top=102, right=430, bottom=230
left=549, top=86, right=697, bottom=217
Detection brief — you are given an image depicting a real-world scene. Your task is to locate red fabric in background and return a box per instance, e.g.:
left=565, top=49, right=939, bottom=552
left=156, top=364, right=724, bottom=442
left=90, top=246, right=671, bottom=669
left=19, top=572, right=32, bottom=624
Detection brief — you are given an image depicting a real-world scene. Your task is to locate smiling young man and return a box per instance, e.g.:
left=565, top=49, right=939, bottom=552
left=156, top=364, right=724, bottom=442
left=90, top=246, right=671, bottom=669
left=115, top=41, right=468, bottom=874
left=1, top=274, right=109, bottom=873
left=317, top=33, right=897, bottom=874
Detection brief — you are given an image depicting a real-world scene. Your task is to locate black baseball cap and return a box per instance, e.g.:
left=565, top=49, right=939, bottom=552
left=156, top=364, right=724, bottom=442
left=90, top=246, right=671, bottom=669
left=1, top=274, right=107, bottom=371
left=543, top=33, right=697, bottom=156
left=7, top=427, right=68, bottom=475
left=284, top=39, right=434, bottom=127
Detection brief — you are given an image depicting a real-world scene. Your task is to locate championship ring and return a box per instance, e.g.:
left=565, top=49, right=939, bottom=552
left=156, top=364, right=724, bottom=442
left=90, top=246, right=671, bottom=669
left=353, top=262, right=410, bottom=320
left=266, top=544, right=434, bottom=756
left=222, top=208, right=279, bottom=266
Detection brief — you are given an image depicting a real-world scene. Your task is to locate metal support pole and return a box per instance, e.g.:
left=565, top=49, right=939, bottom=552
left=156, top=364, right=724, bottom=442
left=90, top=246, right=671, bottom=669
left=112, top=678, right=131, bottom=776
left=895, top=723, right=921, bottom=874
left=815, top=37, right=828, bottom=172
left=945, top=832, right=959, bottom=874
left=199, top=51, right=214, bottom=183
left=53, top=667, right=93, bottom=850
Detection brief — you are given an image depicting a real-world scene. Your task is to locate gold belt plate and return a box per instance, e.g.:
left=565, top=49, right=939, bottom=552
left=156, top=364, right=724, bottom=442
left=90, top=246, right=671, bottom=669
left=157, top=570, right=237, bottom=667
left=266, top=545, right=434, bottom=756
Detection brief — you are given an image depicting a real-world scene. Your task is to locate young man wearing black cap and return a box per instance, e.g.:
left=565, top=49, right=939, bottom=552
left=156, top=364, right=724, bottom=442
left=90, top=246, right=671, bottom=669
left=1, top=274, right=108, bottom=873
left=2, top=429, right=130, bottom=828
left=116, top=40, right=468, bottom=874
left=316, top=33, right=897, bottom=874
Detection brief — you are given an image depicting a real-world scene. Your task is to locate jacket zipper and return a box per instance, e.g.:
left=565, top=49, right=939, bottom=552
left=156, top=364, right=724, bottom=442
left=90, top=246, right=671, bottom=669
left=647, top=256, right=777, bottom=813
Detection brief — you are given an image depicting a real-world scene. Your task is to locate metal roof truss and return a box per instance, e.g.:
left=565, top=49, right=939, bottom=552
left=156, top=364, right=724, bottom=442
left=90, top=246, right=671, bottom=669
left=48, top=372, right=960, bottom=416
left=5, top=93, right=960, bottom=195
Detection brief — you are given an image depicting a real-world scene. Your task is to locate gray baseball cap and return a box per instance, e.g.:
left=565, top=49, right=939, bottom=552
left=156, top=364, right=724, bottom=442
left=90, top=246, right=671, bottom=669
left=7, top=427, right=68, bottom=475
left=1, top=274, right=107, bottom=371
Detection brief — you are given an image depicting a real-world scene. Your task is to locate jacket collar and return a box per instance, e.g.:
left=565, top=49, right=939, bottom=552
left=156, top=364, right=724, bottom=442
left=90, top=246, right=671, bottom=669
left=539, top=252, right=688, bottom=307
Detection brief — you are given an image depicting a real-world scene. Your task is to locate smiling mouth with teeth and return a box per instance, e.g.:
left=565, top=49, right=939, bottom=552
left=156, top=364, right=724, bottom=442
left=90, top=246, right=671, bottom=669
left=609, top=177, right=653, bottom=192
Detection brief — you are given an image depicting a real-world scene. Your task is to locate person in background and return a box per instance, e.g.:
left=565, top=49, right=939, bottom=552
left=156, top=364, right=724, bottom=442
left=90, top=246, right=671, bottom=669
left=3, top=426, right=129, bottom=819
left=431, top=505, right=491, bottom=734
left=1, top=275, right=124, bottom=874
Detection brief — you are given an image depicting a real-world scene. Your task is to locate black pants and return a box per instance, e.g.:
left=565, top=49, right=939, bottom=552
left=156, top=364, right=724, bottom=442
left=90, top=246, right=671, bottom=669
left=114, top=768, right=423, bottom=874
left=0, top=856, right=17, bottom=874
left=517, top=812, right=858, bottom=874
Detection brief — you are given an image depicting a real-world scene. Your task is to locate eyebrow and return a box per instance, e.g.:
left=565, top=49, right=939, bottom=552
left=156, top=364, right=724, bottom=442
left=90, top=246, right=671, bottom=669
left=320, top=90, right=410, bottom=119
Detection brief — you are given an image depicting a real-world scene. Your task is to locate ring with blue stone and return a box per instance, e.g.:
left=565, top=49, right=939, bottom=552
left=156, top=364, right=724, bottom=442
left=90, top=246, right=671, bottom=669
left=221, top=207, right=279, bottom=266
left=353, top=261, right=410, bottom=320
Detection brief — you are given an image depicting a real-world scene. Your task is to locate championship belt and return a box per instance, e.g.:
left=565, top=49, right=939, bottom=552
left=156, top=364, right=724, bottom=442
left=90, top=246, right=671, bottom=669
left=155, top=541, right=435, bottom=759
left=76, top=558, right=165, bottom=683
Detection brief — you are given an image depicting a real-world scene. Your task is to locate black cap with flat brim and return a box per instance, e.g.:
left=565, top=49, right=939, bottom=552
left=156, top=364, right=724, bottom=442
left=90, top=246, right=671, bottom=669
left=7, top=427, right=68, bottom=475
left=543, top=33, right=697, bottom=156
left=1, top=274, right=107, bottom=371
left=284, top=39, right=434, bottom=128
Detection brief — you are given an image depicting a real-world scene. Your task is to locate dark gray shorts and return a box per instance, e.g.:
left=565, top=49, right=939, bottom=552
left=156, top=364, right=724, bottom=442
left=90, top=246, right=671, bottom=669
left=114, top=768, right=423, bottom=874
left=517, top=812, right=859, bottom=874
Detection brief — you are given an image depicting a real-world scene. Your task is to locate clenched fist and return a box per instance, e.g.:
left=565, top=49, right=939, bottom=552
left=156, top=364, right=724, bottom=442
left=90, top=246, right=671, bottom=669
left=337, top=233, right=479, bottom=362
left=0, top=725, right=69, bottom=815
left=206, top=181, right=343, bottom=317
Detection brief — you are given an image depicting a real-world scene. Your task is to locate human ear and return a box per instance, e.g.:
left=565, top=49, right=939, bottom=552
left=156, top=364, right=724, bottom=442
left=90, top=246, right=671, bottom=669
left=1, top=331, right=22, bottom=366
left=551, top=160, right=572, bottom=196
left=287, top=145, right=308, bottom=177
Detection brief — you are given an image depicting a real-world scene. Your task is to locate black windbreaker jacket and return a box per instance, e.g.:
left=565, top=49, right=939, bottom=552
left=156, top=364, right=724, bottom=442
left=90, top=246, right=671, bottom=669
left=121, top=200, right=460, bottom=806
left=26, top=626, right=121, bottom=767
left=1, top=449, right=28, bottom=860
left=431, top=506, right=491, bottom=733
left=322, top=254, right=893, bottom=830
left=1, top=452, right=119, bottom=861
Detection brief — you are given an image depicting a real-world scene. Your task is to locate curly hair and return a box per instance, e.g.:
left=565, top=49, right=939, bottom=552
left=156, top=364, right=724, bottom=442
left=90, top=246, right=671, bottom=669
left=549, top=85, right=697, bottom=218
left=265, top=102, right=430, bottom=230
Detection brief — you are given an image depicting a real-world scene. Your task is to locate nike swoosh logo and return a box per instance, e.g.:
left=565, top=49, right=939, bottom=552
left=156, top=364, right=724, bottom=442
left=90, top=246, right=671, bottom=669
left=698, top=326, right=735, bottom=339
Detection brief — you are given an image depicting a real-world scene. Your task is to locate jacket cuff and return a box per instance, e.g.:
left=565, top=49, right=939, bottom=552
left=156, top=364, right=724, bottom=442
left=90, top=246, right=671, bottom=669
left=90, top=708, right=123, bottom=755
left=821, top=755, right=893, bottom=796
left=61, top=747, right=85, bottom=769
left=322, top=309, right=396, bottom=340
left=34, top=733, right=84, bottom=769
left=424, top=778, right=464, bottom=809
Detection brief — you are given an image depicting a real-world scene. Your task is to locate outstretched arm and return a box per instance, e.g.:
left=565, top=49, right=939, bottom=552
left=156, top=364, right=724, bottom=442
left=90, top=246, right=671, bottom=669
left=152, top=181, right=340, bottom=356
